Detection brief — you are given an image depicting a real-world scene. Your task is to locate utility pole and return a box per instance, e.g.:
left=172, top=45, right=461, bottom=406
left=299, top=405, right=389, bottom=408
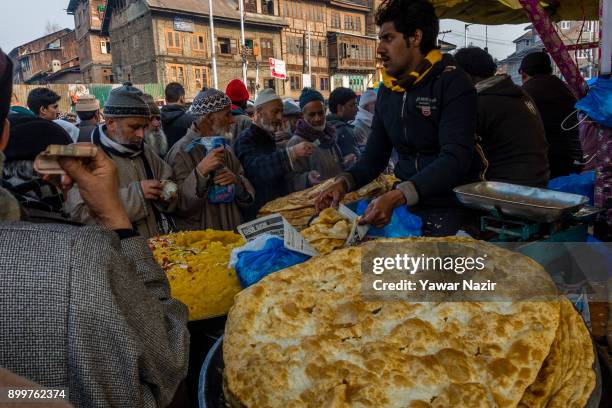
left=308, top=30, right=312, bottom=78
left=239, top=0, right=247, bottom=84
left=485, top=26, right=488, bottom=52
left=464, top=23, right=474, bottom=47
left=208, top=0, right=218, bottom=88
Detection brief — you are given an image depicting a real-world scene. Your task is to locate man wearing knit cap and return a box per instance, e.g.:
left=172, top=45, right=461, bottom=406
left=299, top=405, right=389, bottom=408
left=234, top=88, right=316, bottom=219
left=66, top=83, right=178, bottom=238
left=286, top=87, right=346, bottom=192
left=75, top=94, right=101, bottom=142
left=226, top=79, right=253, bottom=140
left=0, top=49, right=189, bottom=408
left=166, top=88, right=254, bottom=231
left=351, top=90, right=377, bottom=152
left=141, top=94, right=168, bottom=157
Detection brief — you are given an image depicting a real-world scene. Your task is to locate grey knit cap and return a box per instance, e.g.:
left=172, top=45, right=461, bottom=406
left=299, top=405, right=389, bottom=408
left=103, top=83, right=151, bottom=117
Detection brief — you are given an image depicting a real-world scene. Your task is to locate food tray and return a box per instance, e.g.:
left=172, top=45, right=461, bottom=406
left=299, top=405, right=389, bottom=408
left=454, top=182, right=589, bottom=223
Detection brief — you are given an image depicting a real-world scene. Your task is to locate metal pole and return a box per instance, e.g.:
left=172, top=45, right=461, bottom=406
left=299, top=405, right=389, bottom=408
left=464, top=24, right=468, bottom=47
left=308, top=30, right=312, bottom=78
left=208, top=0, right=218, bottom=88
left=239, top=0, right=247, bottom=84
left=601, top=0, right=611, bottom=74
left=485, top=26, right=488, bottom=52
left=255, top=62, right=259, bottom=97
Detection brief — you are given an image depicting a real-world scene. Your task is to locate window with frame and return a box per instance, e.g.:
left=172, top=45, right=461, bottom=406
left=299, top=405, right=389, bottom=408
left=266, top=78, right=275, bottom=90
left=331, top=12, right=341, bottom=29
left=166, top=30, right=182, bottom=50
left=192, top=33, right=206, bottom=53
left=311, top=75, right=318, bottom=89
left=288, top=36, right=304, bottom=55
left=168, top=64, right=185, bottom=83
left=100, top=40, right=110, bottom=54
left=194, top=67, right=208, bottom=90
left=261, top=38, right=273, bottom=58
left=284, top=0, right=301, bottom=18
left=560, top=21, right=571, bottom=30
left=218, top=37, right=232, bottom=55
left=320, top=77, right=330, bottom=91
left=262, top=0, right=275, bottom=15
left=132, top=36, right=139, bottom=49
left=583, top=21, right=593, bottom=32
left=355, top=16, right=362, bottom=32
left=344, top=15, right=354, bottom=30
left=245, top=38, right=254, bottom=55
left=578, top=49, right=591, bottom=59
left=245, top=0, right=257, bottom=13
left=290, top=75, right=302, bottom=91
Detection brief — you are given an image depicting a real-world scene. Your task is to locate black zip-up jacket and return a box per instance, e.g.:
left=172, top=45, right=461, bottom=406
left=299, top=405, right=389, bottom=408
left=345, top=54, right=477, bottom=206
left=475, top=75, right=549, bottom=187
left=161, top=104, right=194, bottom=150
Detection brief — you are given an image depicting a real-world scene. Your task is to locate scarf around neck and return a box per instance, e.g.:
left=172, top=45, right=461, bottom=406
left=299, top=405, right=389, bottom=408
left=94, top=125, right=143, bottom=158
left=294, top=119, right=337, bottom=146
left=382, top=49, right=443, bottom=93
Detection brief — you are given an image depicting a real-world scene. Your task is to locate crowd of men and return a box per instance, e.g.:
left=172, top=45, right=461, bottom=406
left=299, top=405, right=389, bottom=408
left=0, top=0, right=587, bottom=406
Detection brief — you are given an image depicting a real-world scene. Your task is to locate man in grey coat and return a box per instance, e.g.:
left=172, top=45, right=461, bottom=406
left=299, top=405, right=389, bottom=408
left=0, top=48, right=189, bottom=408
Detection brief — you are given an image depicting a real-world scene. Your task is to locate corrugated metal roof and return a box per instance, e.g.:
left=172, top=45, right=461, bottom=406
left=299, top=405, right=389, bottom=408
left=146, top=0, right=288, bottom=27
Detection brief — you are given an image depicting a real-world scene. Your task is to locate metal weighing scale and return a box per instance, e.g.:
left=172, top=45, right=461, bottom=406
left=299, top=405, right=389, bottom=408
left=454, top=182, right=602, bottom=243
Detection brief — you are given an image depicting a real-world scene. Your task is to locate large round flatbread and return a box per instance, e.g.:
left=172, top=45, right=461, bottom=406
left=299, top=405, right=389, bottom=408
left=223, top=238, right=593, bottom=408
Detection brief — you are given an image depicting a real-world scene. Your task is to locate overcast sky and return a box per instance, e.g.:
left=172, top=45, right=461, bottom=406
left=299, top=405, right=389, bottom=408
left=0, top=0, right=528, bottom=60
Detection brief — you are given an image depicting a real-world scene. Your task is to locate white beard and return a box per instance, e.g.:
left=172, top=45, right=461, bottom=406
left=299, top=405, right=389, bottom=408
left=306, top=119, right=326, bottom=132
left=145, top=128, right=169, bottom=156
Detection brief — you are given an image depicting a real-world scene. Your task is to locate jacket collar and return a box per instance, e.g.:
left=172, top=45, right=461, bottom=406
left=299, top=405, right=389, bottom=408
left=382, top=49, right=444, bottom=93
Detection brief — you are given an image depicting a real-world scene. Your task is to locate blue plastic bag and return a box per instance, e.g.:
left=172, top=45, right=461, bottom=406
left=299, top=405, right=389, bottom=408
left=547, top=171, right=595, bottom=205
left=190, top=136, right=236, bottom=204
left=355, top=199, right=422, bottom=238
left=230, top=235, right=310, bottom=287
left=575, top=76, right=612, bottom=128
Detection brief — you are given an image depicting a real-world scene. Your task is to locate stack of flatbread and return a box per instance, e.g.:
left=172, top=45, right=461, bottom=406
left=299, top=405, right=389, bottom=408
left=258, top=174, right=398, bottom=230
left=224, top=237, right=597, bottom=408
left=301, top=208, right=352, bottom=254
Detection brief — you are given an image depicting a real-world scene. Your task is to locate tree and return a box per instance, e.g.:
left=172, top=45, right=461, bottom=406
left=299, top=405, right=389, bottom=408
left=44, top=21, right=63, bottom=35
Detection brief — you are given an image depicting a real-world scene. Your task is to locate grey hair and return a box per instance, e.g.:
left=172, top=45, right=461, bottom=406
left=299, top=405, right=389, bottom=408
left=3, top=160, right=36, bottom=181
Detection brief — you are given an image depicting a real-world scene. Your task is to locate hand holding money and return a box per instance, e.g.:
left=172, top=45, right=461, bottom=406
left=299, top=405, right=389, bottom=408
left=34, top=144, right=98, bottom=175
left=58, top=145, right=131, bottom=230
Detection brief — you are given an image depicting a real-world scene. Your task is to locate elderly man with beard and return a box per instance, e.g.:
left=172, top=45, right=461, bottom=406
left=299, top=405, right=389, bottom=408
left=234, top=89, right=315, bottom=220
left=142, top=94, right=169, bottom=157
left=286, top=88, right=349, bottom=192
left=66, top=84, right=178, bottom=238
left=165, top=88, right=254, bottom=231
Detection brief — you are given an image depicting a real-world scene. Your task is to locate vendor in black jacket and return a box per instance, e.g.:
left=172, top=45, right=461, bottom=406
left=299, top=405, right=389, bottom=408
left=316, top=0, right=478, bottom=235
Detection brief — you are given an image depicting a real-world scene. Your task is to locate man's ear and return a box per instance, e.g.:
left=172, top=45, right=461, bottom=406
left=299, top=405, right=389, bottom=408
left=0, top=119, right=9, bottom=151
left=409, top=29, right=423, bottom=49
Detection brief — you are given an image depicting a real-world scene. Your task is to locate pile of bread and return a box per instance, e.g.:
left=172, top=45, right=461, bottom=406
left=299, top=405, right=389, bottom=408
left=224, top=238, right=596, bottom=408
left=258, top=174, right=398, bottom=230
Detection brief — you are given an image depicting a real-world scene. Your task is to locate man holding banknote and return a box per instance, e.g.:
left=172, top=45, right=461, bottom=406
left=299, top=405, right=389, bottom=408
left=65, top=84, right=178, bottom=237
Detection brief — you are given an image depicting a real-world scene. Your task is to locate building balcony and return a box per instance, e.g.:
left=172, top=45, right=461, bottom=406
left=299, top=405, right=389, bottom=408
left=327, top=31, right=377, bottom=73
